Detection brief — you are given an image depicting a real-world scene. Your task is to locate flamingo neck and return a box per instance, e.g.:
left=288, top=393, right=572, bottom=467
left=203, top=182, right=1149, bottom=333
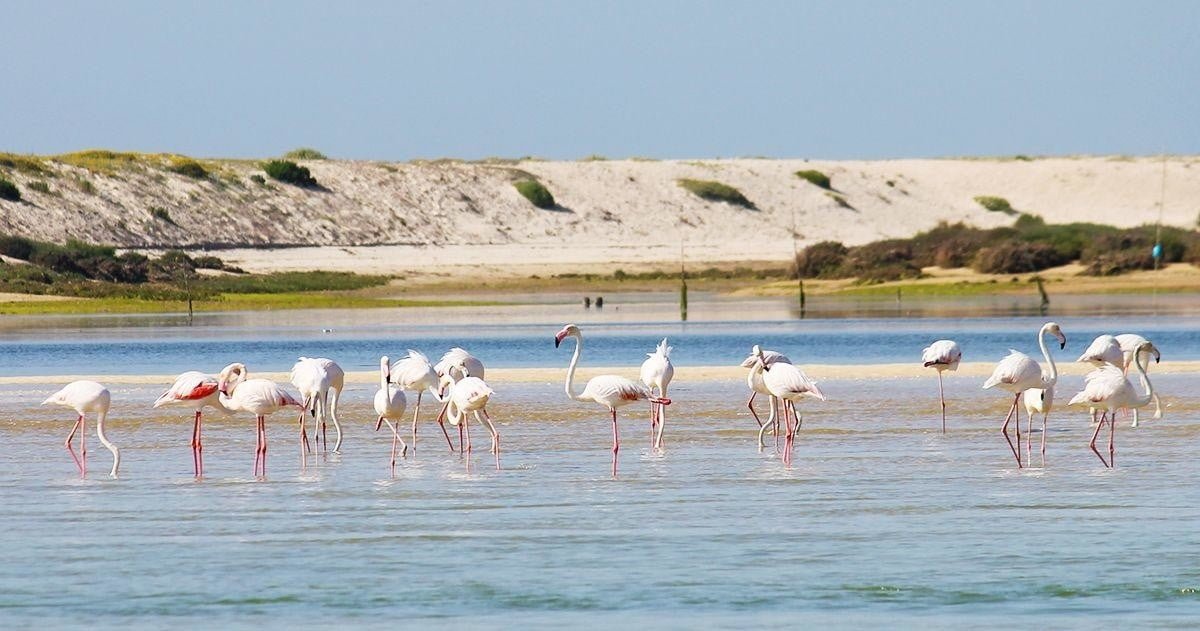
left=1038, top=325, right=1059, bottom=385
left=95, top=410, right=120, bottom=477
left=1131, top=350, right=1154, bottom=407
left=564, top=333, right=585, bottom=401
left=380, top=366, right=389, bottom=393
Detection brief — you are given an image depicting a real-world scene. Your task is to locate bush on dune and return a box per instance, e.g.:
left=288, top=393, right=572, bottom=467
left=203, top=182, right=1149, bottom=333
left=263, top=160, right=320, bottom=188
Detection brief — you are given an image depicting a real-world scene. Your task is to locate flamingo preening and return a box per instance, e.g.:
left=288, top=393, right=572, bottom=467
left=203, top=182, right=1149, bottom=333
left=391, top=350, right=454, bottom=454
left=640, top=338, right=674, bottom=452
left=438, top=365, right=499, bottom=459
left=555, top=324, right=670, bottom=476
left=433, top=347, right=486, bottom=434
left=289, top=357, right=344, bottom=454
left=153, top=371, right=230, bottom=476
left=749, top=345, right=825, bottom=465
left=921, top=339, right=961, bottom=433
left=1115, top=333, right=1163, bottom=426
left=43, top=381, right=120, bottom=478
left=217, top=363, right=303, bottom=477
left=982, top=322, right=1066, bottom=468
left=741, top=348, right=791, bottom=451
left=1068, top=341, right=1157, bottom=467
left=373, top=355, right=409, bottom=475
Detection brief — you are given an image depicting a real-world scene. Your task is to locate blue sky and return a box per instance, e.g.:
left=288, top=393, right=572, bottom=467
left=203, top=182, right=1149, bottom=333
left=5, top=0, right=1198, bottom=160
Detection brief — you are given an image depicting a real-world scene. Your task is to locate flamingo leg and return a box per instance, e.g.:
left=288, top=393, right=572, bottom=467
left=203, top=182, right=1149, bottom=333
left=1040, top=412, right=1047, bottom=468
left=410, top=391, right=423, bottom=455
left=65, top=414, right=83, bottom=475
left=756, top=402, right=773, bottom=453
left=80, top=413, right=88, bottom=478
left=298, top=413, right=308, bottom=470
left=193, top=410, right=205, bottom=477
left=611, top=409, right=620, bottom=477
left=781, top=401, right=794, bottom=465
left=479, top=409, right=500, bottom=455
left=747, top=391, right=763, bottom=428
left=1109, top=410, right=1116, bottom=468
left=1089, top=410, right=1110, bottom=467
left=319, top=396, right=328, bottom=454
left=937, top=371, right=946, bottom=433
left=464, top=414, right=472, bottom=453
left=253, top=416, right=262, bottom=477
left=457, top=421, right=464, bottom=454
left=1000, top=394, right=1022, bottom=467
left=654, top=400, right=667, bottom=453
left=298, top=396, right=312, bottom=454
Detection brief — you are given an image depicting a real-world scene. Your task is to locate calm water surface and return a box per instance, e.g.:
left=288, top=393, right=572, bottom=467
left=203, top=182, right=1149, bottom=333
left=1, top=299, right=1198, bottom=626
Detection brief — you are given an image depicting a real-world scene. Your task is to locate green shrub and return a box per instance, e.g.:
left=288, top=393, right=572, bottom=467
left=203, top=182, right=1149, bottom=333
left=974, top=195, right=1015, bottom=214
left=0, top=153, right=48, bottom=175
left=1082, top=250, right=1155, bottom=276
left=841, top=240, right=922, bottom=282
left=56, top=150, right=143, bottom=174
left=150, top=207, right=175, bottom=224
left=0, top=178, right=19, bottom=202
left=677, top=179, right=755, bottom=209
left=168, top=159, right=208, bottom=179
left=972, top=240, right=1069, bottom=274
left=249, top=174, right=266, bottom=185
left=514, top=180, right=556, bottom=209
left=795, top=169, right=831, bottom=190
left=283, top=148, right=327, bottom=160
left=263, top=160, right=319, bottom=188
left=0, top=235, right=35, bottom=260
left=791, top=241, right=848, bottom=278
left=77, top=177, right=96, bottom=195
left=27, top=180, right=51, bottom=194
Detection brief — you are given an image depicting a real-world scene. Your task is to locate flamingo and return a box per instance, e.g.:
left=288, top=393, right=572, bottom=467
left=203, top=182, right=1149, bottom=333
left=640, top=338, right=674, bottom=452
left=153, top=371, right=230, bottom=476
left=1067, top=341, right=1156, bottom=467
left=289, top=357, right=345, bottom=453
left=982, top=322, right=1066, bottom=468
left=921, top=339, right=962, bottom=433
left=1115, top=333, right=1163, bottom=426
left=391, top=350, right=453, bottom=453
left=749, top=345, right=826, bottom=465
left=741, top=348, right=791, bottom=451
left=217, top=363, right=303, bottom=477
left=42, top=381, right=120, bottom=478
left=432, top=347, right=486, bottom=431
left=437, top=365, right=499, bottom=457
left=1075, top=334, right=1124, bottom=429
left=554, top=323, right=671, bottom=476
left=372, top=356, right=408, bottom=475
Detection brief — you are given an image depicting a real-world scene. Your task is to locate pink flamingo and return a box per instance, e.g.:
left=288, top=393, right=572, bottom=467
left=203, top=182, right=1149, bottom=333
left=42, top=380, right=120, bottom=478
left=555, top=324, right=671, bottom=476
left=153, top=371, right=230, bottom=476
left=217, top=363, right=303, bottom=477
left=640, top=338, right=673, bottom=452
left=391, top=350, right=454, bottom=454
left=438, top=365, right=499, bottom=457
left=741, top=348, right=791, bottom=451
left=289, top=357, right=345, bottom=453
left=1067, top=341, right=1156, bottom=467
left=1115, top=333, right=1163, bottom=426
left=921, top=339, right=961, bottom=433
left=749, top=345, right=825, bottom=465
left=982, top=322, right=1065, bottom=468
left=373, top=356, right=408, bottom=475
left=432, top=347, right=486, bottom=434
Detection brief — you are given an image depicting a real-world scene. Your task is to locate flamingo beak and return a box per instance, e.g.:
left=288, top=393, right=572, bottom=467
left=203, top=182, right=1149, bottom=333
left=1057, top=333, right=1066, bottom=350
left=554, top=332, right=565, bottom=348
left=374, top=417, right=384, bottom=431
left=218, top=381, right=228, bottom=396
left=1153, top=349, right=1161, bottom=363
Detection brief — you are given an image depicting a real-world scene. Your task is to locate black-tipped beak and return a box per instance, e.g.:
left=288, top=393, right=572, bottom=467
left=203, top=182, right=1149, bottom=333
left=554, top=337, right=561, bottom=348
left=1060, top=341, right=1065, bottom=350
left=374, top=417, right=384, bottom=431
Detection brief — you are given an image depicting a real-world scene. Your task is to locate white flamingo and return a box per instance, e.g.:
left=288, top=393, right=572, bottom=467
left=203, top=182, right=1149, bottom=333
left=554, top=324, right=671, bottom=476
left=438, top=366, right=499, bottom=456
left=982, top=322, right=1066, bottom=468
left=921, top=339, right=961, bottom=433
left=42, top=381, right=120, bottom=478
left=391, top=350, right=453, bottom=453
left=289, top=357, right=344, bottom=453
left=1067, top=341, right=1156, bottom=468
left=640, top=338, right=674, bottom=452
left=217, top=363, right=303, bottom=477
left=153, top=370, right=230, bottom=476
left=1115, top=333, right=1163, bottom=426
left=433, top=347, right=486, bottom=430
left=372, top=356, right=408, bottom=474
left=741, top=348, right=791, bottom=451
left=1075, top=334, right=1124, bottom=430
left=750, top=345, right=825, bottom=465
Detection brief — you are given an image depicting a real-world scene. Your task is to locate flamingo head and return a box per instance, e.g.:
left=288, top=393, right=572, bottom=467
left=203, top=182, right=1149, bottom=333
left=217, top=362, right=246, bottom=396
left=554, top=324, right=580, bottom=348
left=1043, top=322, right=1066, bottom=350
left=380, top=356, right=391, bottom=383
left=1139, top=341, right=1161, bottom=364
left=751, top=344, right=768, bottom=370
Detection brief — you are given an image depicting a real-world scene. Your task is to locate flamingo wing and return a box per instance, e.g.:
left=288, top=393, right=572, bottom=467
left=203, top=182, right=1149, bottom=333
left=982, top=350, right=1040, bottom=390
left=922, top=340, right=962, bottom=369
left=583, top=375, right=651, bottom=407
left=154, top=371, right=219, bottom=407
left=740, top=349, right=791, bottom=368
left=1077, top=335, right=1122, bottom=366
left=391, top=350, right=437, bottom=390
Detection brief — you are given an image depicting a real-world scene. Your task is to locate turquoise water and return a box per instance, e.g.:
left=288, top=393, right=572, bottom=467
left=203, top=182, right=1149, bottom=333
left=1, top=304, right=1197, bottom=626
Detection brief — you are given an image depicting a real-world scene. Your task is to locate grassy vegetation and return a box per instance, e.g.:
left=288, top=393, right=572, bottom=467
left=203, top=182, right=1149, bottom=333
left=283, top=148, right=327, bottom=160
left=0, top=177, right=19, bottom=202
left=826, top=192, right=853, bottom=209
left=677, top=179, right=755, bottom=209
left=514, top=180, right=556, bottom=209
left=974, top=195, right=1015, bottom=214
left=0, top=294, right=496, bottom=315
left=795, top=169, right=831, bottom=189
left=0, top=153, right=48, bottom=175
left=150, top=207, right=175, bottom=224
left=167, top=158, right=208, bottom=179
left=26, top=180, right=51, bottom=194
left=55, top=150, right=146, bottom=174
left=263, top=160, right=320, bottom=188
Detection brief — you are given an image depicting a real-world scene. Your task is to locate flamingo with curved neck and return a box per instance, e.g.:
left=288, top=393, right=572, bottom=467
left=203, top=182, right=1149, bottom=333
left=1069, top=341, right=1156, bottom=467
left=983, top=322, right=1066, bottom=467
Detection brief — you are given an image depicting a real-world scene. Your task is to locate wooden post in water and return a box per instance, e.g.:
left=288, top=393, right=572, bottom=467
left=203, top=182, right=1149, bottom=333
left=679, top=239, right=687, bottom=321
left=798, top=278, right=806, bottom=318
left=1036, top=276, right=1050, bottom=314
left=895, top=287, right=902, bottom=314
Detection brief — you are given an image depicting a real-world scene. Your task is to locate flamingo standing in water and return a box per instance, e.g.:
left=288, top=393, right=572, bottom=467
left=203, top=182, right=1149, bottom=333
left=982, top=322, right=1066, bottom=468
left=1067, top=341, right=1157, bottom=467
left=1075, top=334, right=1124, bottom=429
left=217, top=363, right=303, bottom=477
left=433, top=347, right=485, bottom=431
left=749, top=345, right=825, bottom=465
left=438, top=364, right=499, bottom=458
left=1115, top=333, right=1163, bottom=426
left=154, top=371, right=230, bottom=476
left=289, top=357, right=345, bottom=454
left=391, top=350, right=453, bottom=453
left=373, top=356, right=408, bottom=475
left=640, top=338, right=674, bottom=452
left=921, top=340, right=961, bottom=433
left=741, top=348, right=791, bottom=451
left=43, top=380, right=120, bottom=478
left=554, top=324, right=671, bottom=476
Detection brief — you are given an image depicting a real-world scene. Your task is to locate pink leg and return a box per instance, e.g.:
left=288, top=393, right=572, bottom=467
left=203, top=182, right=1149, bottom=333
left=298, top=414, right=308, bottom=470
left=773, top=397, right=781, bottom=451
left=1000, top=394, right=1021, bottom=467
left=1089, top=411, right=1110, bottom=467
left=611, top=409, right=620, bottom=477
left=747, top=392, right=763, bottom=428
left=260, top=415, right=268, bottom=478
left=1040, top=413, right=1047, bottom=468
left=80, top=414, right=88, bottom=477
left=386, top=418, right=397, bottom=476
left=253, top=417, right=262, bottom=477
left=410, top=391, right=423, bottom=454
left=937, top=371, right=946, bottom=433
left=64, top=414, right=83, bottom=475
left=458, top=422, right=464, bottom=454
left=464, top=415, right=472, bottom=453
left=782, top=401, right=794, bottom=465
left=1109, top=411, right=1116, bottom=468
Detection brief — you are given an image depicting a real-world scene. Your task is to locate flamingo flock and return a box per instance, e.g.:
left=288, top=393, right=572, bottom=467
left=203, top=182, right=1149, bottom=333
left=37, top=321, right=1167, bottom=480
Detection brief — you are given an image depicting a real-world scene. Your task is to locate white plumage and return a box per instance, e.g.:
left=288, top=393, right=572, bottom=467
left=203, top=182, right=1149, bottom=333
left=43, top=380, right=120, bottom=478
left=1114, top=333, right=1163, bottom=425
left=390, top=350, right=452, bottom=453
left=640, top=338, right=674, bottom=451
left=153, top=370, right=227, bottom=476
left=1076, top=335, right=1123, bottom=367
left=290, top=357, right=345, bottom=452
left=1066, top=344, right=1156, bottom=468
left=982, top=322, right=1066, bottom=468
left=435, top=347, right=485, bottom=383
left=373, top=355, right=408, bottom=471
left=218, top=363, right=303, bottom=476
left=741, top=348, right=791, bottom=450
left=750, top=345, right=825, bottom=465
left=443, top=375, right=499, bottom=455
left=922, top=339, right=961, bottom=433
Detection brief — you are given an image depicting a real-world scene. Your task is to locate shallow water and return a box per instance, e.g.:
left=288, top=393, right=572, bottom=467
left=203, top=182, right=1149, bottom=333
left=3, top=372, right=1199, bottom=626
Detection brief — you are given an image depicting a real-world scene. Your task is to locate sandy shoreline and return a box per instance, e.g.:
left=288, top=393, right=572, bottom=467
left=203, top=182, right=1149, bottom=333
left=6, top=361, right=1196, bottom=386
